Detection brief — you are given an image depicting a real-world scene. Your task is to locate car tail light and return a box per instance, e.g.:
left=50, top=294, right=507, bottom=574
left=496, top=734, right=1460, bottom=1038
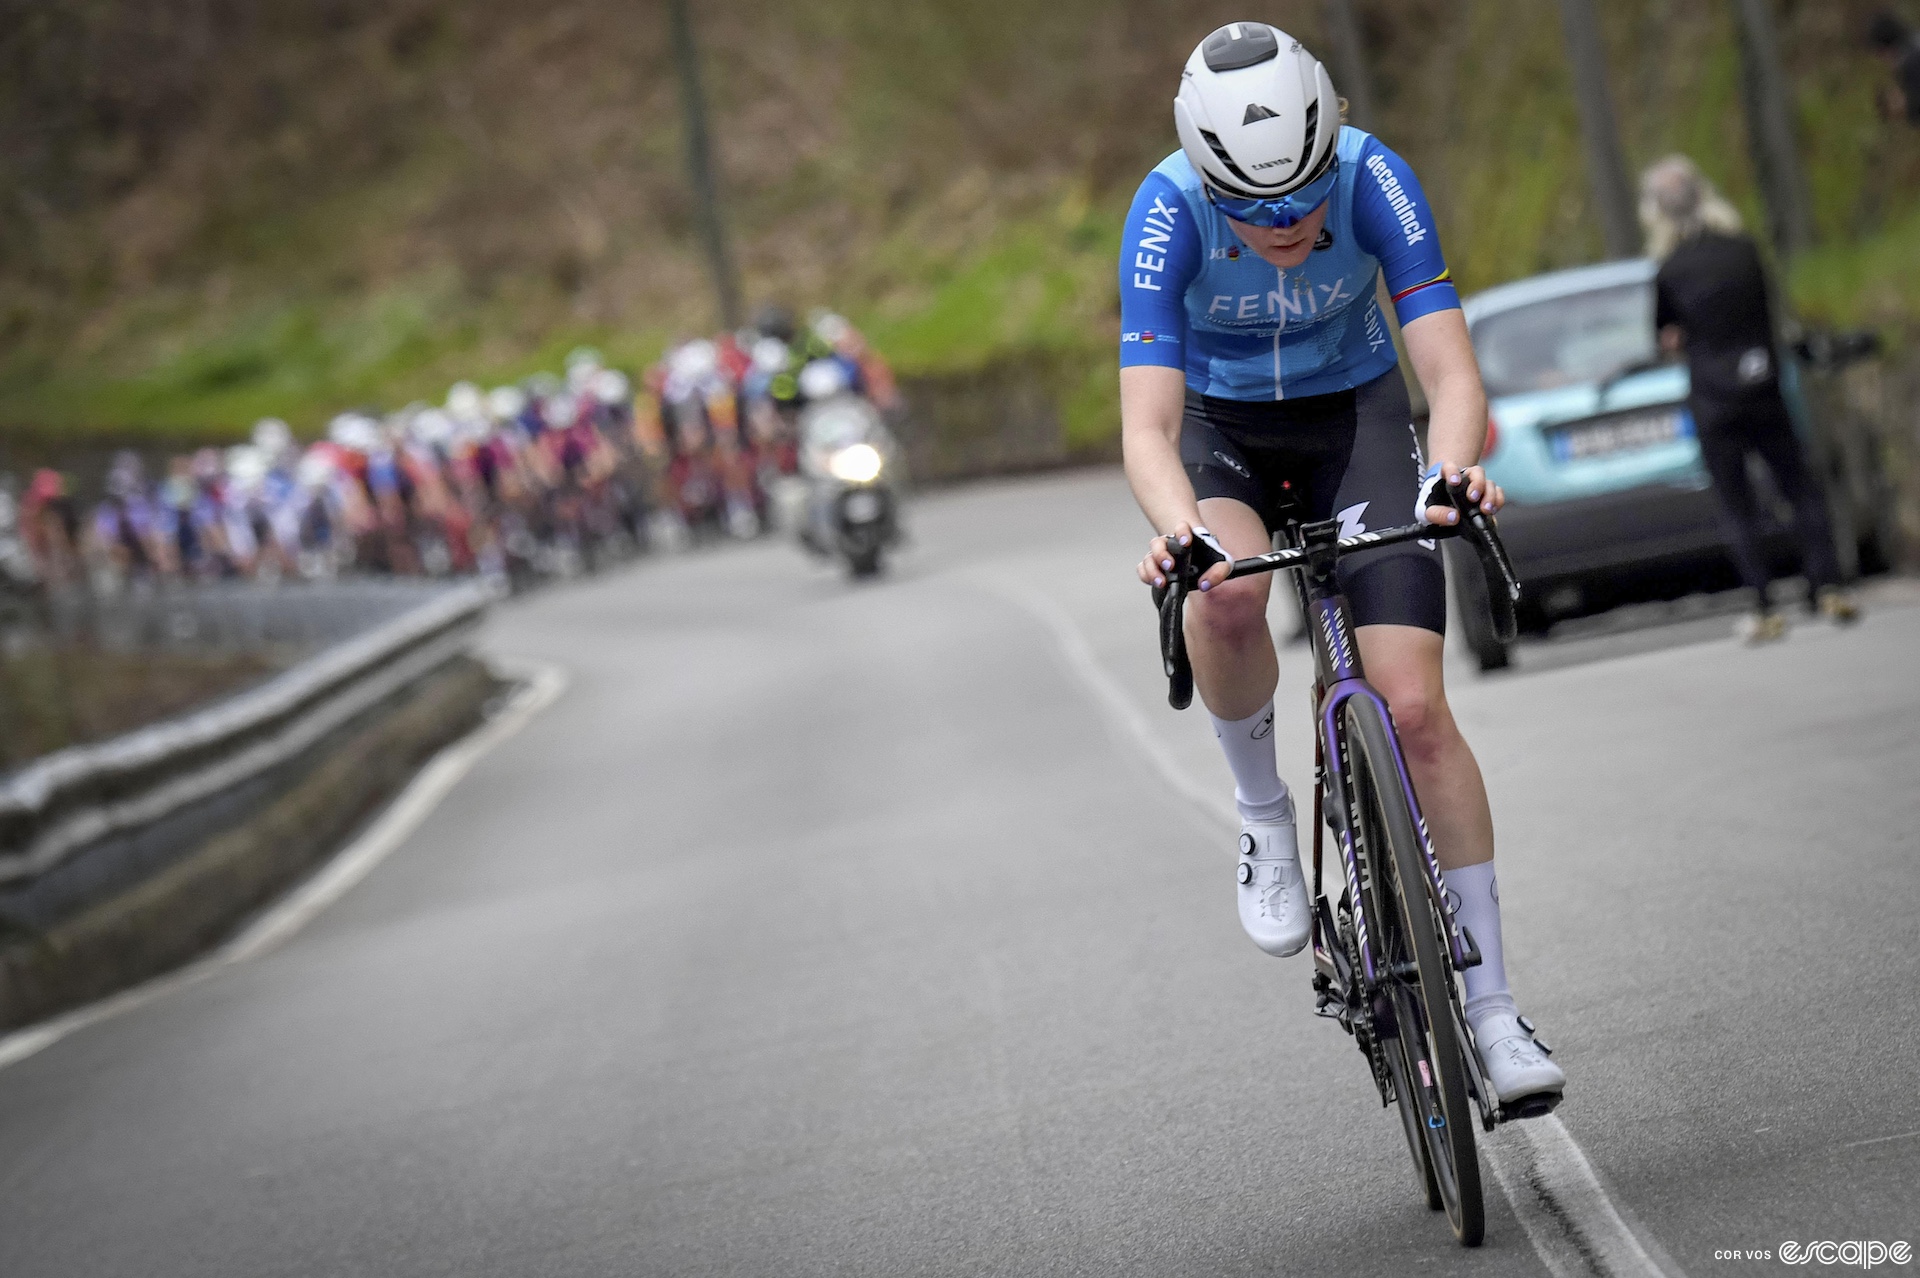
left=1483, top=413, right=1501, bottom=460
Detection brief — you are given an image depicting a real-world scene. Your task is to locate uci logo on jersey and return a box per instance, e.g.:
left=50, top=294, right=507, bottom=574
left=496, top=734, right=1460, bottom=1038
left=1121, top=330, right=1160, bottom=345
left=1208, top=245, right=1243, bottom=261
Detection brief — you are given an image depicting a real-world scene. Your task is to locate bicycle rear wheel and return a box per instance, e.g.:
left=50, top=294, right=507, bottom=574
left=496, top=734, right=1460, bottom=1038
left=1383, top=1008, right=1444, bottom=1210
left=1344, top=696, right=1484, bottom=1246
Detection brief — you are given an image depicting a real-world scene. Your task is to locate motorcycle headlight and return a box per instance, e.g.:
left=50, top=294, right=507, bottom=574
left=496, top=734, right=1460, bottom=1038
left=827, top=443, right=883, bottom=483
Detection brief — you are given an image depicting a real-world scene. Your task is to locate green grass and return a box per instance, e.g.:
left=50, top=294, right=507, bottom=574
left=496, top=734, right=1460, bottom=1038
left=0, top=276, right=682, bottom=442
left=1788, top=203, right=1920, bottom=337
left=10, top=177, right=1906, bottom=455
left=1, top=0, right=1912, bottom=451
left=854, top=192, right=1119, bottom=375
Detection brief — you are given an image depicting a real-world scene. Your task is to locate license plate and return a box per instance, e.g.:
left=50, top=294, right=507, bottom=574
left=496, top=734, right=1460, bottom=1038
left=1549, top=409, right=1690, bottom=462
left=843, top=490, right=883, bottom=522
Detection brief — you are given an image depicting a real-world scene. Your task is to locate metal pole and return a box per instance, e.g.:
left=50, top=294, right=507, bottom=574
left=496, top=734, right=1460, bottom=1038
left=1732, top=0, right=1814, bottom=259
left=1553, top=0, right=1640, bottom=259
left=668, top=0, right=743, bottom=328
left=1321, top=0, right=1377, bottom=131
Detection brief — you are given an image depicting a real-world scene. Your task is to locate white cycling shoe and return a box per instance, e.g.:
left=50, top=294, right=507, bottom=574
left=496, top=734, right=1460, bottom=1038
left=1236, top=821, right=1310, bottom=957
left=1471, top=1010, right=1566, bottom=1106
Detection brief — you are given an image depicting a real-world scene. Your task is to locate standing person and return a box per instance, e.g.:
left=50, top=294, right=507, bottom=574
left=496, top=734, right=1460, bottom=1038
left=1119, top=22, right=1563, bottom=1108
left=1868, top=11, right=1920, bottom=125
left=1640, top=155, right=1860, bottom=642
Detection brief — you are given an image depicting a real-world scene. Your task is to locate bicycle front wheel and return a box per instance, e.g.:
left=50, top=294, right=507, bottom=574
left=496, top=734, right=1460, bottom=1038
left=1344, top=696, right=1484, bottom=1246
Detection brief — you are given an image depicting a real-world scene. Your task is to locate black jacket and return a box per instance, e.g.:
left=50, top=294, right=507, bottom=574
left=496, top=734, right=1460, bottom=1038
left=1654, top=231, right=1781, bottom=403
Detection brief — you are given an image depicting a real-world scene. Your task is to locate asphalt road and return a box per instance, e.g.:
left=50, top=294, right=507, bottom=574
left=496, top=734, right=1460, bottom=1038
left=1, top=469, right=1915, bottom=1276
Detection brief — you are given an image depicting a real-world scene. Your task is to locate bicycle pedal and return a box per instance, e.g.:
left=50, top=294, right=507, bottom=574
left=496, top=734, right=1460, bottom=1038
left=1498, top=1091, right=1563, bottom=1123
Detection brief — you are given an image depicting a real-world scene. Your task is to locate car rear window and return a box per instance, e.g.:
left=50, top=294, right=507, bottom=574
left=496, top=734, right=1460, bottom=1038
left=1470, top=282, right=1657, bottom=397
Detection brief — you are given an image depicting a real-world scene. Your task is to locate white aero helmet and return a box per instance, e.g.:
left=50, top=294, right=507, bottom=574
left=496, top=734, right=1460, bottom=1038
left=588, top=367, right=631, bottom=406
left=1174, top=23, right=1339, bottom=201
left=797, top=358, right=850, bottom=401
left=327, top=411, right=382, bottom=453
left=445, top=380, right=485, bottom=422
left=251, top=417, right=293, bottom=457
left=487, top=385, right=528, bottom=423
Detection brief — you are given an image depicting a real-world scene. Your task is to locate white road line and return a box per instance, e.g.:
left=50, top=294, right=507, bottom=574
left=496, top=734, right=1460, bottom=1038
left=989, top=580, right=1234, bottom=829
left=1842, top=1128, right=1920, bottom=1149
left=988, top=580, right=1679, bottom=1278
left=0, top=660, right=568, bottom=1075
left=1486, top=1116, right=1679, bottom=1277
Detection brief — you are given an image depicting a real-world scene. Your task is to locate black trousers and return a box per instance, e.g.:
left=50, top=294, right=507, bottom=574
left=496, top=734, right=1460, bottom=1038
left=1691, top=391, right=1841, bottom=602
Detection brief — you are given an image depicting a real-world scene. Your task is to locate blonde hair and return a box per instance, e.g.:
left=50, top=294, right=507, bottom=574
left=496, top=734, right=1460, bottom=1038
left=1638, top=155, right=1745, bottom=260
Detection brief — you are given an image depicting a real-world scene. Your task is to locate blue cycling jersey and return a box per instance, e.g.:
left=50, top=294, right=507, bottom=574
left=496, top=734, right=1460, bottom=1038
left=1118, top=126, right=1459, bottom=401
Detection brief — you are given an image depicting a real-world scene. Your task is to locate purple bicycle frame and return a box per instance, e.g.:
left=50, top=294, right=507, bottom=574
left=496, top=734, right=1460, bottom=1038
left=1302, top=583, right=1472, bottom=987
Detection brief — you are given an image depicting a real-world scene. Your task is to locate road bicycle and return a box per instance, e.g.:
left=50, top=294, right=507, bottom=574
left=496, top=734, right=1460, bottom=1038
left=1151, top=478, right=1557, bottom=1246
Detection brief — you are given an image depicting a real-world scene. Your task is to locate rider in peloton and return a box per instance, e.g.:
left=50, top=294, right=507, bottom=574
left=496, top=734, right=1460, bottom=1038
left=1120, top=23, right=1564, bottom=1108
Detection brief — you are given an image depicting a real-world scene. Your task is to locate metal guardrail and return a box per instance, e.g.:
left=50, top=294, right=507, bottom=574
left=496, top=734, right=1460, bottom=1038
left=7, top=578, right=463, bottom=651
left=0, top=579, right=499, bottom=887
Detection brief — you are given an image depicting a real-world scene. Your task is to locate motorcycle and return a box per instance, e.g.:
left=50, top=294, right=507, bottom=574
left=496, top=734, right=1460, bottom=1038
left=794, top=370, right=904, bottom=578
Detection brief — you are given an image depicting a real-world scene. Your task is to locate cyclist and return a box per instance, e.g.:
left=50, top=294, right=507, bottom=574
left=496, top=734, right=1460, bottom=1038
left=1120, top=23, right=1563, bottom=1107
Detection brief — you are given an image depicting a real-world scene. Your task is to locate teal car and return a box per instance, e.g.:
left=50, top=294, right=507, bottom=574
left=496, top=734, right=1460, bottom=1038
left=1452, top=259, right=1892, bottom=668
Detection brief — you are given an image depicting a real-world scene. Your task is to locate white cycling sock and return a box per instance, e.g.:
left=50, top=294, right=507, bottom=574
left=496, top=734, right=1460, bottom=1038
left=1442, top=860, right=1516, bottom=1028
left=1210, top=701, right=1293, bottom=826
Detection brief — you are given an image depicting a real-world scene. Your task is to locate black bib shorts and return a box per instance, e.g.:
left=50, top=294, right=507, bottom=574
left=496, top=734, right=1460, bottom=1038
left=1180, top=369, right=1447, bottom=635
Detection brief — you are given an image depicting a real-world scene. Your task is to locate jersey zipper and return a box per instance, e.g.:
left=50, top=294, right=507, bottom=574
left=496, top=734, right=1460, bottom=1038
left=1272, top=267, right=1286, bottom=400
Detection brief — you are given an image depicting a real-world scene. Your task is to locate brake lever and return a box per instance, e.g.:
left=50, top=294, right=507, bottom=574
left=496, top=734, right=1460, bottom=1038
left=1445, top=475, right=1522, bottom=642
left=1153, top=533, right=1200, bottom=709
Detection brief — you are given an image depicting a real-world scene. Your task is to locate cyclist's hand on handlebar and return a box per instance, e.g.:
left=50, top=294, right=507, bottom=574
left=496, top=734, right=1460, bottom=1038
left=1138, top=523, right=1233, bottom=592
left=1418, top=463, right=1505, bottom=526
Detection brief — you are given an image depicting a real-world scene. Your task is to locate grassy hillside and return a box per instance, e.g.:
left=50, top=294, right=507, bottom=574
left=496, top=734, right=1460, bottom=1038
left=1, top=0, right=1915, bottom=444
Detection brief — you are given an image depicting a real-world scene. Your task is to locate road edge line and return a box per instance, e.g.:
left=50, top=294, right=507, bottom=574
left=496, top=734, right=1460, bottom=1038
left=0, top=659, right=568, bottom=1075
left=983, top=579, right=1236, bottom=831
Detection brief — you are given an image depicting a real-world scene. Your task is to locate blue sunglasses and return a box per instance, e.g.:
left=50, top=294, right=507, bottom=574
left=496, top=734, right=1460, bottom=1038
left=1206, top=157, right=1340, bottom=228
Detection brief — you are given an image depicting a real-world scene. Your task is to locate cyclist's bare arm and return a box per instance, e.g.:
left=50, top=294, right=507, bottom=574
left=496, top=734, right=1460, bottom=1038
left=1401, top=310, right=1504, bottom=524
left=1121, top=365, right=1232, bottom=591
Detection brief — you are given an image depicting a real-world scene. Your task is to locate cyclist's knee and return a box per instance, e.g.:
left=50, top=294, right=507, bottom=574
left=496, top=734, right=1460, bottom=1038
left=1190, top=578, right=1270, bottom=648
left=1378, top=678, right=1453, bottom=763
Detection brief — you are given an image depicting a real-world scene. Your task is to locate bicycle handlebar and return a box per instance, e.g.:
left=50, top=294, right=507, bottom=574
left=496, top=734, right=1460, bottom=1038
left=1448, top=482, right=1521, bottom=643
left=1151, top=477, right=1521, bottom=709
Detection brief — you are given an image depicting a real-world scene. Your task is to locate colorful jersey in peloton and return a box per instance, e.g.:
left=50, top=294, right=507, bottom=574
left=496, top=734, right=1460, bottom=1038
left=1118, top=126, right=1459, bottom=401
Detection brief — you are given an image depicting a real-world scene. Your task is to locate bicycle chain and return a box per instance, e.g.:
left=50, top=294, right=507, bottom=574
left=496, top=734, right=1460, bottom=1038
left=1336, top=895, right=1394, bottom=1105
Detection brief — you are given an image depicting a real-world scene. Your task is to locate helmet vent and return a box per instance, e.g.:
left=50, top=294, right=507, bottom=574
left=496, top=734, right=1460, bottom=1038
left=1202, top=23, right=1280, bottom=72
left=1197, top=129, right=1262, bottom=197
left=1243, top=103, right=1280, bottom=124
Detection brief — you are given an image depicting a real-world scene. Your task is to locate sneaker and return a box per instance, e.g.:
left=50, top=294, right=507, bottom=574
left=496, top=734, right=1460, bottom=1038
left=1737, top=610, right=1787, bottom=645
left=1236, top=821, right=1310, bottom=957
left=1816, top=586, right=1861, bottom=625
left=1471, top=1011, right=1567, bottom=1106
